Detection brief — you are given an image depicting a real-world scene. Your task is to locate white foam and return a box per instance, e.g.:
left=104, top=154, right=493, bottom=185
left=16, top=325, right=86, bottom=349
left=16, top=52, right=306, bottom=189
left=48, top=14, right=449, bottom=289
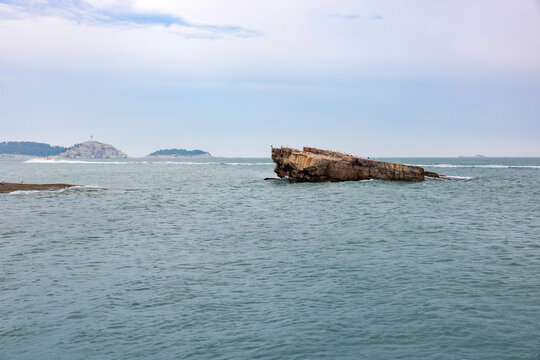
left=411, top=164, right=540, bottom=169
left=4, top=188, right=70, bottom=195
left=440, top=175, right=475, bottom=180
left=24, top=159, right=129, bottom=164
left=24, top=159, right=273, bottom=166
left=5, top=190, right=43, bottom=195
left=67, top=185, right=125, bottom=194
left=2, top=185, right=117, bottom=195
left=151, top=161, right=271, bottom=166
left=222, top=162, right=272, bottom=166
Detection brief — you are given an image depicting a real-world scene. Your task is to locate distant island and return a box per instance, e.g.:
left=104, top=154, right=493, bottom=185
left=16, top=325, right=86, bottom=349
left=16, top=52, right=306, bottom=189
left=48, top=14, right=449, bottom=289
left=148, top=149, right=212, bottom=158
left=0, top=141, right=68, bottom=157
left=0, top=141, right=127, bottom=158
left=61, top=141, right=127, bottom=158
left=0, top=141, right=213, bottom=159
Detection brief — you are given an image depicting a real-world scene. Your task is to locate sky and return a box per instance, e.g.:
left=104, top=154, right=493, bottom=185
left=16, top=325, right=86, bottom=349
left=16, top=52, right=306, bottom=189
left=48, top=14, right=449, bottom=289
left=1, top=0, right=539, bottom=157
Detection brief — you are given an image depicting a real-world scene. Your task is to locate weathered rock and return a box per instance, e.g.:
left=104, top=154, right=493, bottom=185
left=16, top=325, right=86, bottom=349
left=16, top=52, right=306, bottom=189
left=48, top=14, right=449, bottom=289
left=271, top=147, right=438, bottom=182
left=0, top=183, right=75, bottom=194
left=423, top=171, right=440, bottom=178
left=58, top=141, right=127, bottom=158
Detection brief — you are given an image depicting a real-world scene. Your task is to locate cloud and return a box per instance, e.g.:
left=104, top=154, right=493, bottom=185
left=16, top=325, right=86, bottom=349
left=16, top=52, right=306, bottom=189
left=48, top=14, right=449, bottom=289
left=327, top=13, right=384, bottom=21
left=1, top=0, right=539, bottom=75
left=0, top=0, right=262, bottom=38
left=1, top=0, right=539, bottom=156
left=327, top=13, right=361, bottom=20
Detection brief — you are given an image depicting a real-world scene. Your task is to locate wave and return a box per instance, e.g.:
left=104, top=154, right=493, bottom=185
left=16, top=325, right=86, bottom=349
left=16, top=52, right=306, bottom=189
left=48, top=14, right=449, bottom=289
left=24, top=159, right=273, bottom=166
left=411, top=164, right=540, bottom=169
left=155, top=161, right=271, bottom=166
left=23, top=159, right=538, bottom=169
left=220, top=162, right=272, bottom=166
left=5, top=190, right=45, bottom=195
left=439, top=175, right=475, bottom=180
left=66, top=185, right=123, bottom=194
left=423, top=175, right=475, bottom=181
left=24, top=159, right=130, bottom=164
left=3, top=185, right=121, bottom=196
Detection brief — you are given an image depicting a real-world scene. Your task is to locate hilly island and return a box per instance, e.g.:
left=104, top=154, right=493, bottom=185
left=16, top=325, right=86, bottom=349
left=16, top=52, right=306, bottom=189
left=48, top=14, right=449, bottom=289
left=0, top=141, right=127, bottom=158
left=60, top=141, right=127, bottom=158
left=0, top=141, right=68, bottom=157
left=147, top=149, right=211, bottom=158
left=1, top=141, right=211, bottom=159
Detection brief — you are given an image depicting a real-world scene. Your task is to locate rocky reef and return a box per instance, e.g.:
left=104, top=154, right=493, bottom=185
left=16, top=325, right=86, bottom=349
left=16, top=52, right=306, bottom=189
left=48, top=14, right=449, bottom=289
left=271, top=147, right=438, bottom=182
left=58, top=141, right=127, bottom=158
left=0, top=183, right=75, bottom=194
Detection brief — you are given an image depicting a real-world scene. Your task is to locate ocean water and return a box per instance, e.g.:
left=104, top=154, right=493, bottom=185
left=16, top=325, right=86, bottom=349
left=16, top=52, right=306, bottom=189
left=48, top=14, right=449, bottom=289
left=1, top=157, right=539, bottom=360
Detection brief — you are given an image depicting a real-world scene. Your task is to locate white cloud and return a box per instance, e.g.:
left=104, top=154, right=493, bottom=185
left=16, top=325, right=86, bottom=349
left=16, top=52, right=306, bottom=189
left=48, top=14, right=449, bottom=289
left=0, top=0, right=262, bottom=38
left=0, top=0, right=539, bottom=77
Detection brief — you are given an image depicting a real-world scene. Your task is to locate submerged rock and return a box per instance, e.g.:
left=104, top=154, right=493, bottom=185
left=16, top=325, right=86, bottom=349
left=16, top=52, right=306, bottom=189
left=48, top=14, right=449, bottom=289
left=271, top=147, right=438, bottom=182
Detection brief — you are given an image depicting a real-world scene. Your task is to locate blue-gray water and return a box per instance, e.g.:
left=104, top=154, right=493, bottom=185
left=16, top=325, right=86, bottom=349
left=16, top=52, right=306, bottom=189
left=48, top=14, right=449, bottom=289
left=1, top=157, right=539, bottom=359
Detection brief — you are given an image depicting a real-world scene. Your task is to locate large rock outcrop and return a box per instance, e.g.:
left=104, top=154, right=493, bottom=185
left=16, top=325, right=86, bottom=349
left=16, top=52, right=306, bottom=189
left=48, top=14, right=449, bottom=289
left=58, top=141, right=127, bottom=158
left=271, top=147, right=438, bottom=182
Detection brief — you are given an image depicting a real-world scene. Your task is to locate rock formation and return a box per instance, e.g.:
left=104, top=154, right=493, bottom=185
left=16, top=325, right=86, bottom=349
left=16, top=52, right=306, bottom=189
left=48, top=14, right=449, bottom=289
left=0, top=183, right=75, bottom=194
left=58, top=141, right=127, bottom=158
left=271, top=147, right=438, bottom=182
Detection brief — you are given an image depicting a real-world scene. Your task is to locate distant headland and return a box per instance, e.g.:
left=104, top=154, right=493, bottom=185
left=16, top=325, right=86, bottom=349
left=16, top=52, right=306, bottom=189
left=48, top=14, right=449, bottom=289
left=0, top=141, right=127, bottom=159
left=0, top=141, right=212, bottom=159
left=0, top=141, right=68, bottom=157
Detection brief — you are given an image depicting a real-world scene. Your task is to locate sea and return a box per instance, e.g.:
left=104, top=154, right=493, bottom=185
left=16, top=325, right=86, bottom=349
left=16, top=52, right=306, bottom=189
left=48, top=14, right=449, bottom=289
left=1, top=157, right=539, bottom=360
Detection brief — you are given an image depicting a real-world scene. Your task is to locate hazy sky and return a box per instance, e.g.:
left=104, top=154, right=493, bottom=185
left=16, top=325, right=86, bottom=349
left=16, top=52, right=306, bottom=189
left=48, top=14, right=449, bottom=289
left=1, top=0, right=539, bottom=157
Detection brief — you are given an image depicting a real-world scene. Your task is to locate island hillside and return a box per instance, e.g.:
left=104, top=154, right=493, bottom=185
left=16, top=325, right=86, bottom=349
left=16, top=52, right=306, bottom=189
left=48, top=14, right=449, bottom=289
left=148, top=149, right=211, bottom=158
left=58, top=141, right=128, bottom=158
left=0, top=141, right=68, bottom=157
